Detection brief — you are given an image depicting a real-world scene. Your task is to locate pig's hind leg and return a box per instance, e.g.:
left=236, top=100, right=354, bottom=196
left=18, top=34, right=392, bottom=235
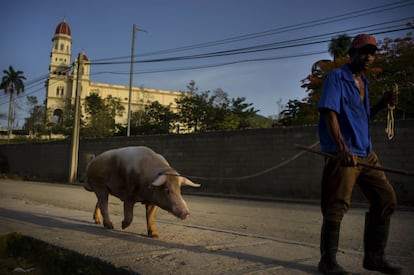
left=95, top=189, right=114, bottom=229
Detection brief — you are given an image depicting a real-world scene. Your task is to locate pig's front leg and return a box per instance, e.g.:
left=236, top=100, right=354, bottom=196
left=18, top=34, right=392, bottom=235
left=122, top=200, right=135, bottom=229
left=145, top=204, right=159, bottom=238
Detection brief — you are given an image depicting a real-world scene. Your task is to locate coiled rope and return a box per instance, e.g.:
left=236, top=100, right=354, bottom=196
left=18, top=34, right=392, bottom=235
left=385, top=84, right=398, bottom=140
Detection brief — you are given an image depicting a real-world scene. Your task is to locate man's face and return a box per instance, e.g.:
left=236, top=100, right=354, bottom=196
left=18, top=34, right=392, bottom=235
left=350, top=46, right=377, bottom=71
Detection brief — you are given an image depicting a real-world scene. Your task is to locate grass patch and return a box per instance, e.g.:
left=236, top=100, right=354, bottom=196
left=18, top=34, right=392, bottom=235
left=0, top=232, right=137, bottom=274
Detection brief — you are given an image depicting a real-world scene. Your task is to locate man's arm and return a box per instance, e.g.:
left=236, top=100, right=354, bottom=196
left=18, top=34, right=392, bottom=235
left=370, top=90, right=398, bottom=117
left=320, top=108, right=358, bottom=166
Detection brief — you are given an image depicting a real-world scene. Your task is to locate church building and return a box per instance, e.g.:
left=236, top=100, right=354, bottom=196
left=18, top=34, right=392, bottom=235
left=45, top=20, right=184, bottom=127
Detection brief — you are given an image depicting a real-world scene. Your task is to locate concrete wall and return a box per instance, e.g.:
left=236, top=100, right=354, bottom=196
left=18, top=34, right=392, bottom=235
left=1, top=120, right=413, bottom=205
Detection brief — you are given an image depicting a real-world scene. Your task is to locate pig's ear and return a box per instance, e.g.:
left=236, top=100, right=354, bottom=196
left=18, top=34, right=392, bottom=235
left=182, top=177, right=201, bottom=188
left=151, top=174, right=167, bottom=186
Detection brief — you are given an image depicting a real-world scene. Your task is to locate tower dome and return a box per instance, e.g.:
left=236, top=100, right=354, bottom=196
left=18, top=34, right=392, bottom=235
left=55, top=19, right=71, bottom=36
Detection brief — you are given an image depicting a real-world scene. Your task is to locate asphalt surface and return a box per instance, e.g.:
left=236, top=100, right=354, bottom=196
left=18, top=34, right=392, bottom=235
left=0, top=179, right=413, bottom=274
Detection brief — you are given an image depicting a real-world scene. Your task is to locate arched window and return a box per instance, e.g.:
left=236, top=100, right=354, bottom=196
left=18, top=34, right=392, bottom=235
left=53, top=109, right=63, bottom=124
left=56, top=86, right=64, bottom=96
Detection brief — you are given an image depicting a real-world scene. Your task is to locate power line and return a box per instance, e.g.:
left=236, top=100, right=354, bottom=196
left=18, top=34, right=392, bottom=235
left=4, top=4, right=413, bottom=108
left=91, top=24, right=411, bottom=76
left=5, top=22, right=412, bottom=106
left=88, top=24, right=412, bottom=73
left=89, top=20, right=412, bottom=67
left=92, top=51, right=328, bottom=76
left=91, top=0, right=414, bottom=63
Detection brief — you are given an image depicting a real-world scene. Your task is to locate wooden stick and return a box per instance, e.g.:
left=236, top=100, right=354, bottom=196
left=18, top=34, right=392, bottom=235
left=295, top=144, right=414, bottom=176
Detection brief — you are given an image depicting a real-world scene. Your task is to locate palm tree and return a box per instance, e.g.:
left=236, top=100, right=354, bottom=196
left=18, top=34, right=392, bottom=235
left=328, top=34, right=352, bottom=61
left=1, top=66, right=26, bottom=139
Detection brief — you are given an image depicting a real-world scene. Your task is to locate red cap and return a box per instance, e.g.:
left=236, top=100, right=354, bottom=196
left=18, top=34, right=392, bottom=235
left=350, top=34, right=378, bottom=50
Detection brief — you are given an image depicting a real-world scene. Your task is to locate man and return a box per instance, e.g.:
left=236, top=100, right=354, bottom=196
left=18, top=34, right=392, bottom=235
left=317, top=34, right=401, bottom=275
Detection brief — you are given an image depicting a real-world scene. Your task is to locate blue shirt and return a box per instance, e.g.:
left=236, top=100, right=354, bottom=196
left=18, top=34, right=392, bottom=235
left=318, top=64, right=372, bottom=157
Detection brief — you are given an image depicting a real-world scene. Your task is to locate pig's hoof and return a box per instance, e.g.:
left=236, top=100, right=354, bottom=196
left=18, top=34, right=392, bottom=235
left=104, top=222, right=114, bottom=230
left=148, top=231, right=159, bottom=238
left=121, top=220, right=131, bottom=229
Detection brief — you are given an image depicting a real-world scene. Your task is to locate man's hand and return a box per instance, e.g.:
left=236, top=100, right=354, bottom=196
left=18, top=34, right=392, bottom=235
left=337, top=151, right=358, bottom=167
left=382, top=85, right=399, bottom=107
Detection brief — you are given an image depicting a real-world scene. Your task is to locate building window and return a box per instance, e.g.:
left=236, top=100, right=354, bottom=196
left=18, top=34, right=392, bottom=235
left=56, top=86, right=64, bottom=96
left=60, top=44, right=64, bottom=51
left=53, top=109, right=63, bottom=124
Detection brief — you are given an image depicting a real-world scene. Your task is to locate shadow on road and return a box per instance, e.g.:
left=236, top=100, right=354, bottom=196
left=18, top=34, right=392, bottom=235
left=0, top=207, right=319, bottom=274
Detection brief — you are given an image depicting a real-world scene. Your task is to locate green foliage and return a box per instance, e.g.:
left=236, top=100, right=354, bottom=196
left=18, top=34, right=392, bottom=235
left=82, top=93, right=125, bottom=137
left=1, top=66, right=26, bottom=135
left=328, top=34, right=352, bottom=61
left=281, top=32, right=414, bottom=126
left=129, top=101, right=178, bottom=135
left=175, top=90, right=212, bottom=132
left=0, top=66, right=26, bottom=95
left=49, top=104, right=78, bottom=136
left=23, top=96, right=46, bottom=135
left=21, top=82, right=265, bottom=138
left=174, top=82, right=260, bottom=132
left=369, top=34, right=414, bottom=119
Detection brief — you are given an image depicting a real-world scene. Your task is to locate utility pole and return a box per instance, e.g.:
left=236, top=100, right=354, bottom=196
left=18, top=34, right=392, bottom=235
left=68, top=52, right=84, bottom=183
left=126, top=24, right=147, bottom=136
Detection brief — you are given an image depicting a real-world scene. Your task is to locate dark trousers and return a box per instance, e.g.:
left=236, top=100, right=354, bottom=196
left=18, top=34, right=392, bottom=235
left=321, top=151, right=397, bottom=222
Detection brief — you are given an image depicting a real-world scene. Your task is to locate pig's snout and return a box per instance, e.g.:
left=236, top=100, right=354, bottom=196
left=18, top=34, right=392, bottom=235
left=176, top=209, right=189, bottom=220
left=172, top=198, right=190, bottom=220
left=172, top=206, right=190, bottom=220
left=180, top=211, right=190, bottom=220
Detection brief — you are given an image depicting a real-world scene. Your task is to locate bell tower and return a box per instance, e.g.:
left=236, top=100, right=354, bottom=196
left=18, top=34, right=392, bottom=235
left=45, top=19, right=73, bottom=125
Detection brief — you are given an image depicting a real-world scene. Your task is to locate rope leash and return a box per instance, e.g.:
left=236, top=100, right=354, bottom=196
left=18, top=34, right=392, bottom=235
left=165, top=141, right=320, bottom=181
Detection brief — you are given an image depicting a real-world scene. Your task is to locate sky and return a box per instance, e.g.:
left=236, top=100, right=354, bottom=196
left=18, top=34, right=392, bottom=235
left=1, top=0, right=413, bottom=128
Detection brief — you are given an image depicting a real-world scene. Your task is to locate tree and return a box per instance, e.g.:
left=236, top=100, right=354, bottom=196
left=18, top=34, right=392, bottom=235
left=279, top=99, right=303, bottom=126
left=369, top=32, right=414, bottom=119
left=105, top=95, right=125, bottom=120
left=175, top=81, right=261, bottom=132
left=230, top=96, right=258, bottom=129
left=1, top=66, right=26, bottom=138
left=82, top=93, right=124, bottom=137
left=130, top=101, right=178, bottom=135
left=23, top=96, right=45, bottom=135
left=186, top=80, right=198, bottom=94
left=286, top=32, right=414, bottom=126
left=328, top=34, right=351, bottom=61
left=48, top=104, right=78, bottom=136
left=175, top=91, right=212, bottom=132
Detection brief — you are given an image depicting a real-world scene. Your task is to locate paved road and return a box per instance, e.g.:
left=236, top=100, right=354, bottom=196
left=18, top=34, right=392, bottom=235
left=0, top=179, right=413, bottom=274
